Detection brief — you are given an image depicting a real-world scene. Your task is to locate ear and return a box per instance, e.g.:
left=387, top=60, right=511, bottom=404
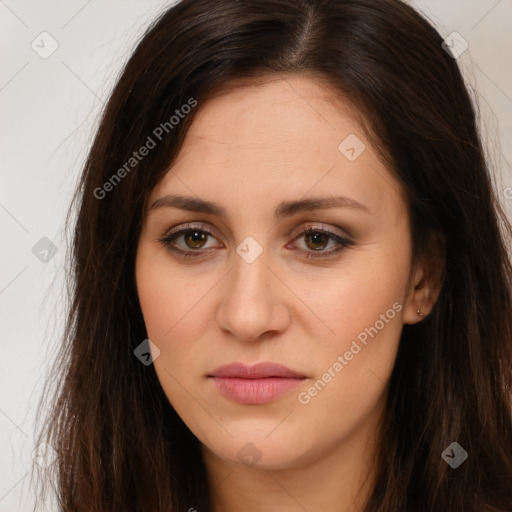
left=403, top=231, right=446, bottom=325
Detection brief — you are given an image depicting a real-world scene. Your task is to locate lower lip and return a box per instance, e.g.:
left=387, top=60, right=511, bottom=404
left=209, top=376, right=305, bottom=405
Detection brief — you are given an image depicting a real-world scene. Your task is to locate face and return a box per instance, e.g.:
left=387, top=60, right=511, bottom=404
left=135, top=74, right=423, bottom=472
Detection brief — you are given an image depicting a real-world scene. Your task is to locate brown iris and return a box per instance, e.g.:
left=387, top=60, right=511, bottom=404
left=304, top=231, right=329, bottom=251
left=184, top=230, right=208, bottom=248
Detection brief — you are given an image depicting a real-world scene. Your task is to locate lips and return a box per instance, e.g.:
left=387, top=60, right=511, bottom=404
left=208, top=362, right=307, bottom=405
left=208, top=361, right=306, bottom=379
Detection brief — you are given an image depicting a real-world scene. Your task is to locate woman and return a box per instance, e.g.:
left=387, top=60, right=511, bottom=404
left=35, top=0, right=512, bottom=510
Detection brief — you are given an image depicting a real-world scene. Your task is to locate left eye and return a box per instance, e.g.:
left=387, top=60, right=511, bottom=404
left=158, top=225, right=353, bottom=259
left=287, top=227, right=354, bottom=259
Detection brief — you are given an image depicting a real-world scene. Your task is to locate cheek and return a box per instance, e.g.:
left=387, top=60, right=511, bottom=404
left=295, top=285, right=403, bottom=450
left=135, top=269, right=219, bottom=447
left=135, top=247, right=215, bottom=388
left=297, top=251, right=407, bottom=408
left=303, top=256, right=406, bottom=347
left=136, top=246, right=207, bottom=340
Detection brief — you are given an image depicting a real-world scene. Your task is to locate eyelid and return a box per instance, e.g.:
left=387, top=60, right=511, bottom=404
left=291, top=222, right=351, bottom=240
left=162, top=221, right=223, bottom=242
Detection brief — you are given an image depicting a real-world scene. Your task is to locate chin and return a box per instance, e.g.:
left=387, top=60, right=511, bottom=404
left=201, top=429, right=313, bottom=471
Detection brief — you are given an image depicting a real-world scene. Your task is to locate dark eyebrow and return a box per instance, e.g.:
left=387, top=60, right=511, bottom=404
left=149, top=193, right=371, bottom=218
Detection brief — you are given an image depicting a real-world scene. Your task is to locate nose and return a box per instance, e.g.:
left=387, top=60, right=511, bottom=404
left=216, top=249, right=291, bottom=342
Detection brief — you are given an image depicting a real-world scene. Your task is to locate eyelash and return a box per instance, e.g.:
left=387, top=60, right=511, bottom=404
left=157, top=223, right=354, bottom=260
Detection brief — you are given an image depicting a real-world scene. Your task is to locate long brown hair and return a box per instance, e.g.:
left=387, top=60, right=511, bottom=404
left=34, top=0, right=512, bottom=510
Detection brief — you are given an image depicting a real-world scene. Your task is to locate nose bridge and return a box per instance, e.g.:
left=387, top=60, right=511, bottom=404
left=232, top=246, right=270, bottom=299
left=230, top=232, right=272, bottom=299
left=216, top=241, right=287, bottom=341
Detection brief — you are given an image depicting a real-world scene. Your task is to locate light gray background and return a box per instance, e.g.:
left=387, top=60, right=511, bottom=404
left=1, top=1, right=511, bottom=510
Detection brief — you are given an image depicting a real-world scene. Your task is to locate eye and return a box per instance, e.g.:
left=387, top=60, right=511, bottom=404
left=157, top=223, right=222, bottom=259
left=157, top=223, right=354, bottom=259
left=288, top=225, right=354, bottom=259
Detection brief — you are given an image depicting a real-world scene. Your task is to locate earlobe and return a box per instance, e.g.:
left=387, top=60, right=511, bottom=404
left=403, top=272, right=432, bottom=324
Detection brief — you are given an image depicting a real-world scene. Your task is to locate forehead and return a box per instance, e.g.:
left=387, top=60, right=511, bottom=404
left=149, top=74, right=407, bottom=224
left=183, top=74, right=363, bottom=150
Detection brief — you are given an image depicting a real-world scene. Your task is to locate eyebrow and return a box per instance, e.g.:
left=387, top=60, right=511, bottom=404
left=149, top=193, right=371, bottom=218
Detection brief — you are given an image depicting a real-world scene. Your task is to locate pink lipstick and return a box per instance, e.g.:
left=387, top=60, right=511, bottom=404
left=208, top=362, right=307, bottom=405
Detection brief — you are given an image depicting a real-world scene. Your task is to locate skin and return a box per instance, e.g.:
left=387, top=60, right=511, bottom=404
left=135, top=74, right=441, bottom=512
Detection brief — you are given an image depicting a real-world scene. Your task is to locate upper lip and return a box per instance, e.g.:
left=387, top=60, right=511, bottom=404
left=208, top=362, right=306, bottom=379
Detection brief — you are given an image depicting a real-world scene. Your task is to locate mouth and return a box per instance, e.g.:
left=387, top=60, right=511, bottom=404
left=207, top=361, right=308, bottom=405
